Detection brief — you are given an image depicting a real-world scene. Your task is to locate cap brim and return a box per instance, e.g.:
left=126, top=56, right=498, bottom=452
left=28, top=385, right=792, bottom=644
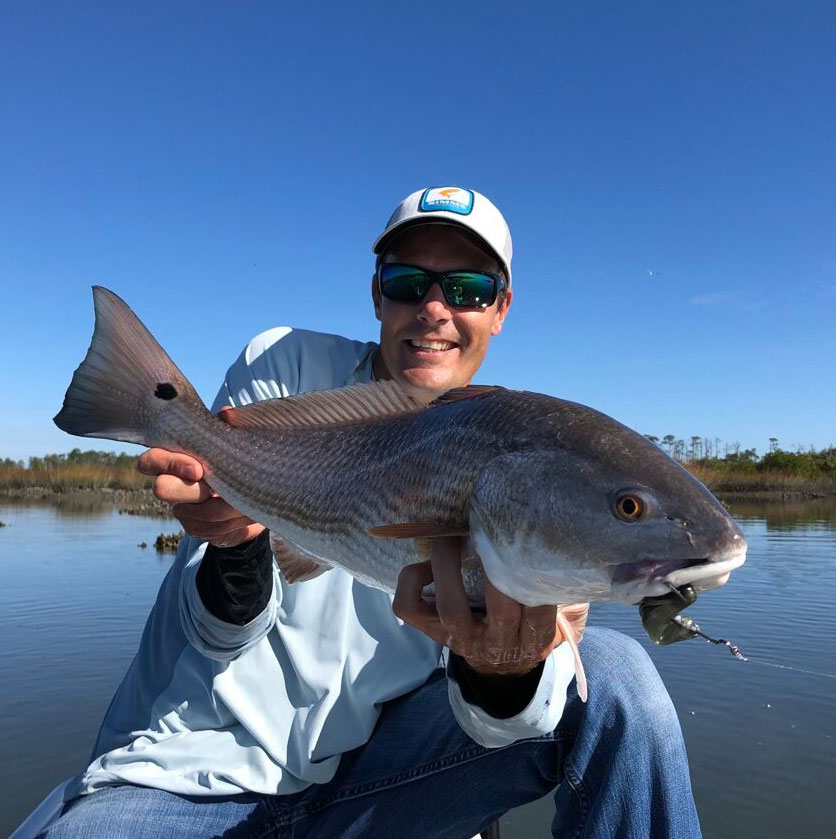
left=373, top=218, right=510, bottom=281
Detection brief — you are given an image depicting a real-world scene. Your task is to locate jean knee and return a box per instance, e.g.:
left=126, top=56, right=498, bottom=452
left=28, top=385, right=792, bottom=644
left=581, top=628, right=680, bottom=735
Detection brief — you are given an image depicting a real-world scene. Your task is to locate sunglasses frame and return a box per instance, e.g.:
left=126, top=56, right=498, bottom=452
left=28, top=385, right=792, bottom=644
left=377, top=263, right=507, bottom=310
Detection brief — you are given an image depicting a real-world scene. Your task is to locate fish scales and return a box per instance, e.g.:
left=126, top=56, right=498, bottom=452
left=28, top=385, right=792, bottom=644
left=55, top=287, right=747, bottom=614
left=165, top=391, right=556, bottom=594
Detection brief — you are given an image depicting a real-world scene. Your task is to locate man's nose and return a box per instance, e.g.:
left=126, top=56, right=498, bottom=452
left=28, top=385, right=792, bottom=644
left=416, top=283, right=451, bottom=324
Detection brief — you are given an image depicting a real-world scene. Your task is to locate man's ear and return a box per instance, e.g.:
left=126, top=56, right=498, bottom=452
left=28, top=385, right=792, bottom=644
left=371, top=275, right=382, bottom=321
left=490, top=288, right=513, bottom=336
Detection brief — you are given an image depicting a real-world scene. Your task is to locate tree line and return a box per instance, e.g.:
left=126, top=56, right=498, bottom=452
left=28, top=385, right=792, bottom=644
left=643, top=436, right=836, bottom=477
left=1, top=449, right=141, bottom=472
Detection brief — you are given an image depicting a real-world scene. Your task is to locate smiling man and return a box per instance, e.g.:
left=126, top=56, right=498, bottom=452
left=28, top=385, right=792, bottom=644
left=371, top=223, right=511, bottom=396
left=23, top=187, right=702, bottom=839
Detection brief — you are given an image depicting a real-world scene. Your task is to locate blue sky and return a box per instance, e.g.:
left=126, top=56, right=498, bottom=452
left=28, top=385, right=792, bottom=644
left=1, top=1, right=834, bottom=461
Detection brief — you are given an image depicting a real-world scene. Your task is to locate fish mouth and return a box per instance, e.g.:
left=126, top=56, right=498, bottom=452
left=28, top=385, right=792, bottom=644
left=611, top=549, right=747, bottom=604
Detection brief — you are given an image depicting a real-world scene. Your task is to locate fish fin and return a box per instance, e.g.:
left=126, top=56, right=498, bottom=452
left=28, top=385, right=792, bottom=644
left=431, top=385, right=504, bottom=405
left=220, top=380, right=429, bottom=431
left=54, top=287, right=206, bottom=447
left=556, top=609, right=588, bottom=703
left=269, top=531, right=332, bottom=583
left=367, top=522, right=469, bottom=539
left=220, top=382, right=505, bottom=432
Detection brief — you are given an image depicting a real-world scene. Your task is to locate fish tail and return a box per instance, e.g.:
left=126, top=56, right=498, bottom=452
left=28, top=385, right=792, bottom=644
left=54, top=286, right=207, bottom=448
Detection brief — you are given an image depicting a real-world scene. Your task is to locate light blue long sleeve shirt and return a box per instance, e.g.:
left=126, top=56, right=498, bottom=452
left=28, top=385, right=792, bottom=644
left=65, top=326, right=576, bottom=800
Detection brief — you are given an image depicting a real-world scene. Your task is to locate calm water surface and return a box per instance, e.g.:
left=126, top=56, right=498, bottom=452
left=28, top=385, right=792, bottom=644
left=1, top=497, right=834, bottom=837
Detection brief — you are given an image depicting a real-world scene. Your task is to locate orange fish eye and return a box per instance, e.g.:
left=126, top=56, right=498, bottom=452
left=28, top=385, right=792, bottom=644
left=614, top=493, right=647, bottom=522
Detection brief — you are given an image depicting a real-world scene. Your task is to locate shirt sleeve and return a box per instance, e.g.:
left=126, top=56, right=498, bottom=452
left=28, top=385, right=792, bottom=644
left=196, top=530, right=274, bottom=625
left=445, top=641, right=577, bottom=748
left=446, top=654, right=545, bottom=718
left=178, top=329, right=303, bottom=658
left=178, top=534, right=281, bottom=662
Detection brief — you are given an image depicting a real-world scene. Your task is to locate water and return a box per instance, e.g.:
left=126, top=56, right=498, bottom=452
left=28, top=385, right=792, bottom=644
left=1, top=497, right=835, bottom=837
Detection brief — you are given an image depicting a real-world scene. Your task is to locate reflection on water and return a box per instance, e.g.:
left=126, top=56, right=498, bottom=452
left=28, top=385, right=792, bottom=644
left=727, top=495, right=836, bottom=528
left=1, top=497, right=835, bottom=838
left=0, top=491, right=159, bottom=518
left=0, top=499, right=181, bottom=837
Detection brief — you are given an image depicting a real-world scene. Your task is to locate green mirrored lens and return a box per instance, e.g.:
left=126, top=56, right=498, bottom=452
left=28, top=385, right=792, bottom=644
left=380, top=266, right=431, bottom=302
left=379, top=265, right=500, bottom=308
left=441, top=272, right=497, bottom=307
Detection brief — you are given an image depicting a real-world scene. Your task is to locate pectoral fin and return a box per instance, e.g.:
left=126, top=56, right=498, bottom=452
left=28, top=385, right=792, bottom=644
left=269, top=531, right=332, bottom=583
left=556, top=609, right=588, bottom=703
left=367, top=522, right=469, bottom=539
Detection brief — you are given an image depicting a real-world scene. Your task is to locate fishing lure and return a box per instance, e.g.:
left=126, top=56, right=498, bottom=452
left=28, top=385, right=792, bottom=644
left=639, top=583, right=746, bottom=660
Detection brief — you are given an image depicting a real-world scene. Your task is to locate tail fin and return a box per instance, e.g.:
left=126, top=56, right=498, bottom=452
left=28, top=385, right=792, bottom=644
left=54, top=286, right=203, bottom=447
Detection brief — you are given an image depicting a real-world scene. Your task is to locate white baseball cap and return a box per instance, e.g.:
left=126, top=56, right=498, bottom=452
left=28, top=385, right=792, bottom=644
left=373, top=186, right=513, bottom=284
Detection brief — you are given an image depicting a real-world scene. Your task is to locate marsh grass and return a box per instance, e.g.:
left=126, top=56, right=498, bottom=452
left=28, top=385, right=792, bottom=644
left=685, top=446, right=836, bottom=496
left=686, top=464, right=836, bottom=495
left=0, top=451, right=149, bottom=492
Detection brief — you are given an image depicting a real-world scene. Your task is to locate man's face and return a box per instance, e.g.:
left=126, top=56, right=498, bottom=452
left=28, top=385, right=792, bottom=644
left=371, top=224, right=512, bottom=397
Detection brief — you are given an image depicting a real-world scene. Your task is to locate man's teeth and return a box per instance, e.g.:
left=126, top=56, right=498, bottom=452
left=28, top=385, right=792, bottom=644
left=409, top=339, right=456, bottom=351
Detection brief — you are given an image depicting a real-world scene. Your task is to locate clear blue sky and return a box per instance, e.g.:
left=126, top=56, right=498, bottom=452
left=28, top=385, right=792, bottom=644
left=1, top=1, right=834, bottom=461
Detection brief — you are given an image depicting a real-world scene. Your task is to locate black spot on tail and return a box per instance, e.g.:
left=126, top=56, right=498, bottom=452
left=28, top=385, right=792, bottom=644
left=155, top=382, right=178, bottom=400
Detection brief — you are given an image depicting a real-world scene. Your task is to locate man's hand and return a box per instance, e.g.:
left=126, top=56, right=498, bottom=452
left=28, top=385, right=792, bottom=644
left=137, top=448, right=264, bottom=549
left=393, top=535, right=589, bottom=676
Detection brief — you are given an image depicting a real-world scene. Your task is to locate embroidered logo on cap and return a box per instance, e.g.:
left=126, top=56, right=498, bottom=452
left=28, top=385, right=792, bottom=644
left=419, top=187, right=474, bottom=215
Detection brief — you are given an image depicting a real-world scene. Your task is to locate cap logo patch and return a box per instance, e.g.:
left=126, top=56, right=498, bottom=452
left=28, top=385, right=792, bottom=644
left=419, top=187, right=474, bottom=216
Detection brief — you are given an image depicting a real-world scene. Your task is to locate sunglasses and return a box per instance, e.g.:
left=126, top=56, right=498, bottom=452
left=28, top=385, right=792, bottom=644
left=377, top=263, right=506, bottom=309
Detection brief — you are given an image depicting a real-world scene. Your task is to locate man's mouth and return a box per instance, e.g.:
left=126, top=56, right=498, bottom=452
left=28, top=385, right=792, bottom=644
left=406, top=339, right=459, bottom=353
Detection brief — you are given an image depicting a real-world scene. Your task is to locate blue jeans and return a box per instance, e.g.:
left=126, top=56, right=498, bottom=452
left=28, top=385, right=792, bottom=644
left=39, top=628, right=701, bottom=839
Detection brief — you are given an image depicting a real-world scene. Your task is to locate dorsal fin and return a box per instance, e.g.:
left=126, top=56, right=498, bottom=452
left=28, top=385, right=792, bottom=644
left=220, top=381, right=504, bottom=431
left=220, top=380, right=428, bottom=430
left=431, top=385, right=504, bottom=405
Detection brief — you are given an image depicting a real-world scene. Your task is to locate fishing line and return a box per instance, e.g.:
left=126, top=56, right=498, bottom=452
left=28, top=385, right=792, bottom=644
left=667, top=609, right=836, bottom=680
left=737, top=657, right=836, bottom=681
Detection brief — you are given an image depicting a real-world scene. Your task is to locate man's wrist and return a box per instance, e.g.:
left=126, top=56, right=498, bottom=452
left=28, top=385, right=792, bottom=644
left=462, top=655, right=542, bottom=678
left=446, top=652, right=545, bottom=719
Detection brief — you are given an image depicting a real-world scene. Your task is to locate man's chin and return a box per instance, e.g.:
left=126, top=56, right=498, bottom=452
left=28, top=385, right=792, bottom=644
left=395, top=367, right=469, bottom=399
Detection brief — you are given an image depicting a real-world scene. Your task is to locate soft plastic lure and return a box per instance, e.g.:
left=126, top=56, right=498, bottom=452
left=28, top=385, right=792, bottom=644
left=639, top=584, right=746, bottom=660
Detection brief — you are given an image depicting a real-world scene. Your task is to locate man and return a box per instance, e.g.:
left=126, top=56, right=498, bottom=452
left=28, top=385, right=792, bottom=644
left=26, top=187, right=701, bottom=838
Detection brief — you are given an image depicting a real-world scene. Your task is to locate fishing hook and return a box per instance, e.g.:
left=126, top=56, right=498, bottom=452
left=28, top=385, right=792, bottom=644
left=670, top=614, right=747, bottom=661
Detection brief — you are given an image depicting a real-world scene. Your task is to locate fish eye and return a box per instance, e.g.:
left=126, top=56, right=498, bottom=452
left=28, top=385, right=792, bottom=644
left=614, top=492, right=647, bottom=522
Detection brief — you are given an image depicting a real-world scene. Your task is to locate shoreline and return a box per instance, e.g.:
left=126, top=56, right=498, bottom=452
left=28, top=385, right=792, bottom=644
left=0, top=486, right=172, bottom=517
left=2, top=484, right=835, bottom=510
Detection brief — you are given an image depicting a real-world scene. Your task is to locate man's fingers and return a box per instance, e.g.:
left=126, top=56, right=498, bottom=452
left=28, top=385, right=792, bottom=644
left=153, top=474, right=214, bottom=505
left=482, top=577, right=523, bottom=662
left=430, top=537, right=477, bottom=645
left=178, top=515, right=260, bottom=543
left=483, top=577, right=522, bottom=628
left=393, top=563, right=447, bottom=645
left=173, top=497, right=253, bottom=523
left=203, top=523, right=265, bottom=549
left=520, top=603, right=561, bottom=653
left=138, top=449, right=204, bottom=482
